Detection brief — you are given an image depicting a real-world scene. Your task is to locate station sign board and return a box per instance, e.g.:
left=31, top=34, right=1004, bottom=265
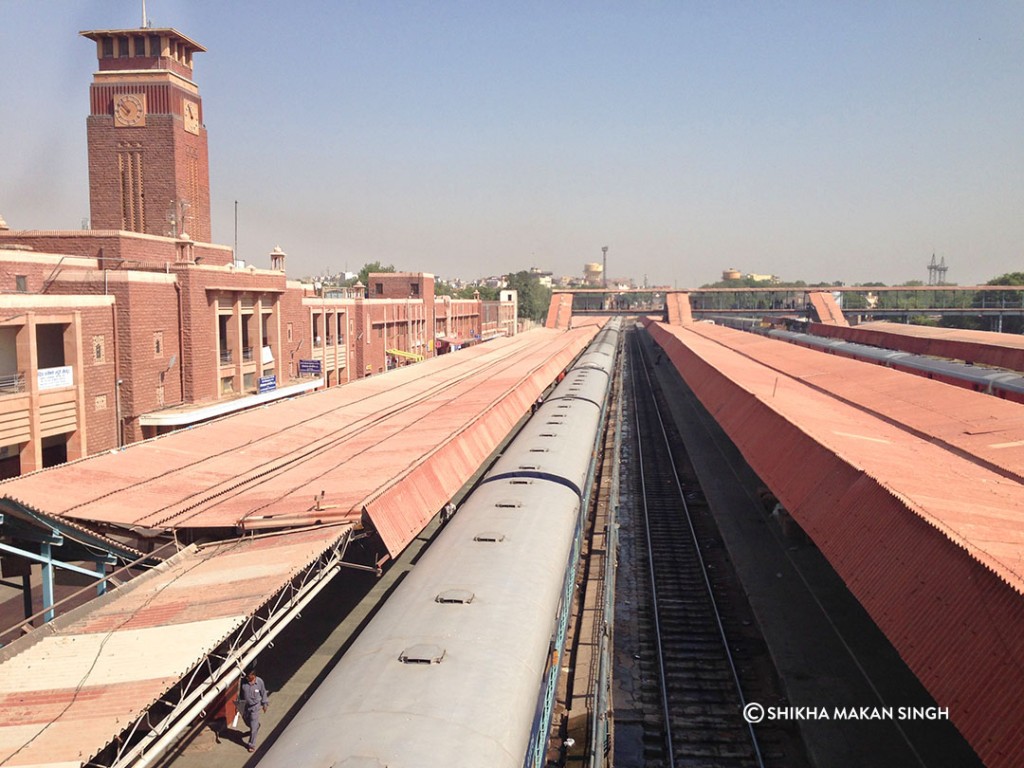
left=38, top=366, right=74, bottom=391
left=298, top=359, right=322, bottom=375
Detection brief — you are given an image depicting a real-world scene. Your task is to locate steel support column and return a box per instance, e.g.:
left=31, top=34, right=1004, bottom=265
left=40, top=542, right=54, bottom=623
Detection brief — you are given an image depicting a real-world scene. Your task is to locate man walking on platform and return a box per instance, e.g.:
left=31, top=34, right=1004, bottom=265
left=239, top=669, right=269, bottom=753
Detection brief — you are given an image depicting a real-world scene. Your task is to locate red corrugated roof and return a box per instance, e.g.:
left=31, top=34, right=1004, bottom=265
left=1, top=329, right=594, bottom=549
left=686, top=322, right=1024, bottom=482
left=665, top=292, right=693, bottom=325
left=807, top=290, right=849, bottom=326
left=0, top=525, right=350, bottom=768
left=648, top=320, right=1024, bottom=768
left=364, top=328, right=590, bottom=556
left=811, top=321, right=1024, bottom=371
left=545, top=293, right=574, bottom=329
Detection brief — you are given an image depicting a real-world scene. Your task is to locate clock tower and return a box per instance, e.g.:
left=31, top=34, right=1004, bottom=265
left=81, top=27, right=211, bottom=242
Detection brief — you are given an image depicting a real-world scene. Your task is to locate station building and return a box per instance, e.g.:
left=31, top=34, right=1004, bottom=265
left=0, top=25, right=515, bottom=477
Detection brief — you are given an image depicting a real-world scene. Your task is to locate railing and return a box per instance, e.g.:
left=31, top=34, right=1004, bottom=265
left=0, top=371, right=26, bottom=394
left=241, top=347, right=254, bottom=362
left=219, top=349, right=232, bottom=365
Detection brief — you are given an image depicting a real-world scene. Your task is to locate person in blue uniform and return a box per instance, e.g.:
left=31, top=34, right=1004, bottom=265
left=239, top=669, right=269, bottom=753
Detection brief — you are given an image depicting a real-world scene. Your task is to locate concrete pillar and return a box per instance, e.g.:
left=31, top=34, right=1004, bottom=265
left=254, top=295, right=266, bottom=382
left=66, top=311, right=87, bottom=461
left=230, top=294, right=243, bottom=393
left=18, top=316, right=41, bottom=473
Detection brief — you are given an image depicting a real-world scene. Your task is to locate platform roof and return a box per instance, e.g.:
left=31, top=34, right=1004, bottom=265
left=0, top=524, right=350, bottom=768
left=689, top=322, right=1024, bottom=482
left=648, top=320, right=1024, bottom=768
left=0, top=328, right=596, bottom=556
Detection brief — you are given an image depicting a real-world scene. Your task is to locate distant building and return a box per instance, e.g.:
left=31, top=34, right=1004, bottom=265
left=721, top=268, right=779, bottom=284
left=529, top=267, right=553, bottom=289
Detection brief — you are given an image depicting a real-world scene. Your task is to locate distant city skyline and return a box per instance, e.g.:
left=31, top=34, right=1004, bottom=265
left=2, top=2, right=1022, bottom=288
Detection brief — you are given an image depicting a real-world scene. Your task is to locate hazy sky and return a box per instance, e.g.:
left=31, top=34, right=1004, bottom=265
left=2, top=2, right=1022, bottom=287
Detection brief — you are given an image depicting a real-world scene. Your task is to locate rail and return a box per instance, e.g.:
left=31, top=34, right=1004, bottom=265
left=628, top=331, right=765, bottom=767
left=629, top=339, right=676, bottom=766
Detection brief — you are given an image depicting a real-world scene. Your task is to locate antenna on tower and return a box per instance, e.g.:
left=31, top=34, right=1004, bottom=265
left=142, top=0, right=149, bottom=28
left=927, top=253, right=949, bottom=285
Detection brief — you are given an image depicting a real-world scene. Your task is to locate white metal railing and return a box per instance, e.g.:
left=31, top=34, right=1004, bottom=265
left=0, top=371, right=26, bottom=394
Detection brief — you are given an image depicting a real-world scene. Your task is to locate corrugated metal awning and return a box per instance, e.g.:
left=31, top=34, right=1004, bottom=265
left=0, top=524, right=351, bottom=768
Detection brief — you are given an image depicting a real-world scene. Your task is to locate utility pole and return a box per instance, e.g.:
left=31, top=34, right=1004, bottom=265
left=602, top=246, right=608, bottom=289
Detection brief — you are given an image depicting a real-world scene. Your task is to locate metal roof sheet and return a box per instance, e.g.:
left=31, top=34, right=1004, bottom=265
left=690, top=322, right=1024, bottom=482
left=665, top=292, right=693, bottom=325
left=544, top=293, right=573, bottom=329
left=811, top=321, right=1024, bottom=372
left=807, top=290, right=849, bottom=326
left=364, top=327, right=597, bottom=556
left=648, top=320, right=1024, bottom=768
left=0, top=525, right=349, bottom=768
left=0, top=330, right=594, bottom=550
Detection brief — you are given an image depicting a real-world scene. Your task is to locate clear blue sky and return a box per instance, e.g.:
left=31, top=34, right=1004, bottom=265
left=2, top=1, right=1022, bottom=287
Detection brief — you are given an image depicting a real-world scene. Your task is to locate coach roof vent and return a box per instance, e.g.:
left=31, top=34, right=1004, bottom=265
left=399, top=644, right=446, bottom=664
left=436, top=589, right=475, bottom=604
left=474, top=532, right=506, bottom=542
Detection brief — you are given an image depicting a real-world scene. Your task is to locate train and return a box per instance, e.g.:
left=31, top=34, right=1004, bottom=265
left=708, top=316, right=1024, bottom=404
left=258, top=318, right=621, bottom=768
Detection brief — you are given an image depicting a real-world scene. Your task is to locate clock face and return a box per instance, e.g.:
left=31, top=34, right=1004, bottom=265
left=114, top=94, right=146, bottom=127
left=183, top=100, right=200, bottom=135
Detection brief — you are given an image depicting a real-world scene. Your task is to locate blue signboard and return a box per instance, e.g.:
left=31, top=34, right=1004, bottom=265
left=298, top=358, right=322, bottom=375
left=258, top=375, right=277, bottom=394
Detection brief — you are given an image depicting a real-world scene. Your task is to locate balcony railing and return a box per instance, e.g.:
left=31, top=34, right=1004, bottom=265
left=219, top=349, right=232, bottom=365
left=0, top=371, right=26, bottom=394
left=242, top=347, right=254, bottom=362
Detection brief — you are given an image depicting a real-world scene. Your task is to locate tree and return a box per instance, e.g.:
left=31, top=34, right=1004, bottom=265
left=505, top=271, right=552, bottom=322
left=357, top=261, right=395, bottom=285
left=435, top=282, right=500, bottom=301
left=974, top=272, right=1024, bottom=331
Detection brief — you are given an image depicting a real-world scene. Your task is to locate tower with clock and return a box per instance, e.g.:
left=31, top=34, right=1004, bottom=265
left=81, top=27, right=211, bottom=243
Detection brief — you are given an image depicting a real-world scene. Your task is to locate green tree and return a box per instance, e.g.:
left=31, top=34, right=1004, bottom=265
left=505, top=271, right=552, bottom=322
left=435, top=282, right=500, bottom=301
left=984, top=272, right=1024, bottom=332
left=357, top=261, right=395, bottom=285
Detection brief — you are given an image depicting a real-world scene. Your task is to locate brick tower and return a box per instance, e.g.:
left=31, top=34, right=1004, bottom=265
left=81, top=27, right=211, bottom=242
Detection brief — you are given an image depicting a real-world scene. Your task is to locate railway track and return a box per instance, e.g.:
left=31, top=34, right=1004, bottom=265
left=624, top=330, right=772, bottom=768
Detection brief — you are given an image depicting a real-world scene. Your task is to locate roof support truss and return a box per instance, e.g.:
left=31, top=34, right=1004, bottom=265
left=97, top=528, right=353, bottom=768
